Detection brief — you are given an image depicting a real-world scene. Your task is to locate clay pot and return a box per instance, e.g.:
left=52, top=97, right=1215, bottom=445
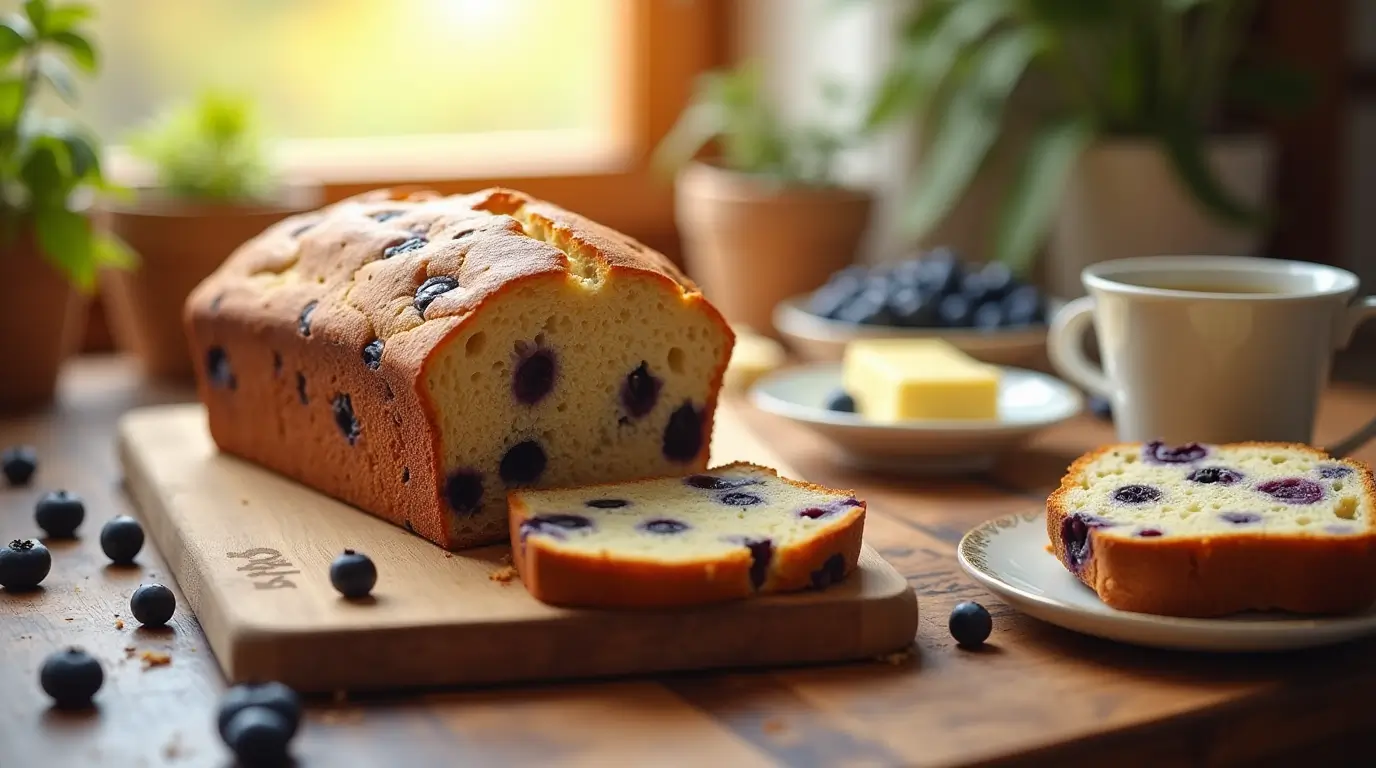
left=674, top=161, right=874, bottom=336
left=0, top=226, right=89, bottom=413
left=97, top=183, right=321, bottom=380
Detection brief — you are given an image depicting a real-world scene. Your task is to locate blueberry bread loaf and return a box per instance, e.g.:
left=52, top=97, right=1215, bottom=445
left=1047, top=441, right=1376, bottom=617
left=508, top=462, right=866, bottom=608
left=184, top=187, right=734, bottom=550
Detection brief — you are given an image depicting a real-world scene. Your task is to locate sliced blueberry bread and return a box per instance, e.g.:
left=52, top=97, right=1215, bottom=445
left=185, top=187, right=734, bottom=551
left=1048, top=441, right=1376, bottom=617
left=507, top=462, right=866, bottom=608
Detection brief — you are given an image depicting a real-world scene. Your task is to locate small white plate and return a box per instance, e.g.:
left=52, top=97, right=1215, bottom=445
left=957, top=510, right=1376, bottom=652
left=748, top=363, right=1083, bottom=472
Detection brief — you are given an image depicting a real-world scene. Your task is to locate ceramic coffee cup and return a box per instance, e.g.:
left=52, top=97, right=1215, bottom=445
left=1048, top=255, right=1376, bottom=451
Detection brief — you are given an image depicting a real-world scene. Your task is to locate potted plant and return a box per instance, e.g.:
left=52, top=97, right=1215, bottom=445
left=653, top=63, right=873, bottom=336
left=866, top=0, right=1312, bottom=298
left=97, top=90, right=320, bottom=379
left=0, top=0, right=135, bottom=412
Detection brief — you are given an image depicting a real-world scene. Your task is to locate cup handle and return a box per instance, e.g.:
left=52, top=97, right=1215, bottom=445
left=1325, top=296, right=1376, bottom=457
left=1047, top=296, right=1114, bottom=399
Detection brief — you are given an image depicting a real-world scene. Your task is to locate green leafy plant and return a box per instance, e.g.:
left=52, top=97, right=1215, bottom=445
left=0, top=0, right=134, bottom=292
left=126, top=89, right=275, bottom=203
left=653, top=62, right=855, bottom=187
left=866, top=0, right=1313, bottom=276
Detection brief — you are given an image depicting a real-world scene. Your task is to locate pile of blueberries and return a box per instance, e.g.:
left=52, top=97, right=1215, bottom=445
left=2, top=444, right=381, bottom=765
left=805, top=248, right=1049, bottom=330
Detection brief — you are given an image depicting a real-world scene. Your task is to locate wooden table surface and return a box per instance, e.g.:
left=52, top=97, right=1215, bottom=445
left=4, top=355, right=1376, bottom=768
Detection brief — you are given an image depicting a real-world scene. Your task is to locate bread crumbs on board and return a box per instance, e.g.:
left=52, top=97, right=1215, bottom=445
left=489, top=566, right=519, bottom=584
left=114, top=619, right=124, bottom=630
left=141, top=650, right=172, bottom=668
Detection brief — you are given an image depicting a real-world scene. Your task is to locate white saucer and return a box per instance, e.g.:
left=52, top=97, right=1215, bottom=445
left=748, top=362, right=1082, bottom=472
left=957, top=510, right=1376, bottom=652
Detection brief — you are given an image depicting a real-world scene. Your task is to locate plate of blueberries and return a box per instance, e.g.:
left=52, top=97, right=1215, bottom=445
left=774, top=248, right=1061, bottom=368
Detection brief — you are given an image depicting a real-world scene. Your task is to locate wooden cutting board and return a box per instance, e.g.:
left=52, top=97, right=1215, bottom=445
left=115, top=399, right=918, bottom=693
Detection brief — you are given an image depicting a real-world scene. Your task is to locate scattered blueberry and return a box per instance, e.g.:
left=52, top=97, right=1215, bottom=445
left=130, top=583, right=176, bottom=627
left=718, top=492, right=763, bottom=507
left=723, top=536, right=774, bottom=590
left=499, top=440, right=547, bottom=485
left=362, top=339, right=385, bottom=371
left=1143, top=441, right=1208, bottom=464
left=1002, top=284, right=1046, bottom=326
left=1087, top=395, right=1113, bottom=421
left=620, top=361, right=661, bottom=418
left=1137, top=528, right=1164, bottom=537
left=1112, top=484, right=1162, bottom=504
left=1319, top=464, right=1354, bottom=479
left=99, top=515, right=145, bottom=565
left=331, top=394, right=362, bottom=445
left=807, top=280, right=863, bottom=320
left=414, top=275, right=459, bottom=314
left=444, top=470, right=484, bottom=516
left=948, top=601, right=993, bottom=648
left=1219, top=511, right=1262, bottom=524
left=959, top=271, right=994, bottom=307
left=834, top=290, right=893, bottom=325
left=520, top=514, right=594, bottom=541
left=684, top=474, right=761, bottom=491
left=585, top=498, right=629, bottom=509
left=217, top=681, right=304, bottom=741
left=662, top=402, right=704, bottom=462
left=887, top=286, right=939, bottom=327
left=809, top=553, right=847, bottom=589
left=977, top=262, right=1015, bottom=299
left=1, top=444, right=37, bottom=486
left=825, top=390, right=856, bottom=413
left=297, top=301, right=318, bottom=337
left=35, top=490, right=85, bottom=538
left=514, top=348, right=558, bottom=406
left=39, top=647, right=103, bottom=709
left=1257, top=477, right=1324, bottom=505
left=972, top=301, right=1005, bottom=330
left=224, top=706, right=294, bottom=766
left=1187, top=467, right=1244, bottom=485
left=0, top=538, right=50, bottom=590
left=329, top=550, right=377, bottom=599
left=639, top=519, right=689, bottom=534
left=798, top=497, right=862, bottom=519
left=383, top=236, right=428, bottom=259
left=206, top=346, right=236, bottom=390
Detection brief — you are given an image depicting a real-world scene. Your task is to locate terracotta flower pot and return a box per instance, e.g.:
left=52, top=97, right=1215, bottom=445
left=0, top=226, right=89, bottom=413
left=674, top=161, right=874, bottom=336
left=96, top=183, right=322, bottom=380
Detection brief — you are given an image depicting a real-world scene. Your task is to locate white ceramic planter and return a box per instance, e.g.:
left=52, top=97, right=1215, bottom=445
left=1046, top=135, right=1275, bottom=300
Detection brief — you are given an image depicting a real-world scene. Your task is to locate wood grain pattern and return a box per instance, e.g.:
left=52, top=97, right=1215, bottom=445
left=115, top=402, right=918, bottom=692
left=5, top=355, right=1376, bottom=768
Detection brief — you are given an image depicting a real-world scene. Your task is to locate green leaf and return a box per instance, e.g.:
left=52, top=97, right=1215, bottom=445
left=37, top=52, right=77, bottom=105
left=898, top=29, right=1046, bottom=239
left=34, top=205, right=96, bottom=292
left=23, top=0, right=48, bottom=36
left=19, top=135, right=71, bottom=206
left=44, top=3, right=94, bottom=35
left=1023, top=0, right=1120, bottom=24
left=0, top=18, right=26, bottom=66
left=33, top=118, right=99, bottom=178
left=50, top=30, right=95, bottom=72
left=993, top=115, right=1093, bottom=277
left=0, top=78, right=23, bottom=128
left=93, top=231, right=138, bottom=271
left=1158, top=114, right=1260, bottom=228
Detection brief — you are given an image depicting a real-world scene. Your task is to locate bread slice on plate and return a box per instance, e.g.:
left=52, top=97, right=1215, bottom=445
left=1046, top=441, right=1376, bottom=618
left=507, top=462, right=866, bottom=608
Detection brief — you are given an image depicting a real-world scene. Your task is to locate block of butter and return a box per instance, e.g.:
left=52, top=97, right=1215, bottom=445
left=841, top=338, right=1000, bottom=421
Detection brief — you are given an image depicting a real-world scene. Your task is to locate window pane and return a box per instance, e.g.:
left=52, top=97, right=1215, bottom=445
left=40, top=0, right=622, bottom=144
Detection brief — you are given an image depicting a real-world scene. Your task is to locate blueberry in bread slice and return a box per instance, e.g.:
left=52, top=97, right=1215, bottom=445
left=1047, top=441, right=1376, bottom=618
left=185, top=187, right=734, bottom=551
left=508, top=462, right=866, bottom=608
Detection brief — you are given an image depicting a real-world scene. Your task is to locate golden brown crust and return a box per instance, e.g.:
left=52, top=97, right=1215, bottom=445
left=1046, top=442, right=1376, bottom=617
left=508, top=462, right=867, bottom=609
left=185, top=187, right=734, bottom=551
